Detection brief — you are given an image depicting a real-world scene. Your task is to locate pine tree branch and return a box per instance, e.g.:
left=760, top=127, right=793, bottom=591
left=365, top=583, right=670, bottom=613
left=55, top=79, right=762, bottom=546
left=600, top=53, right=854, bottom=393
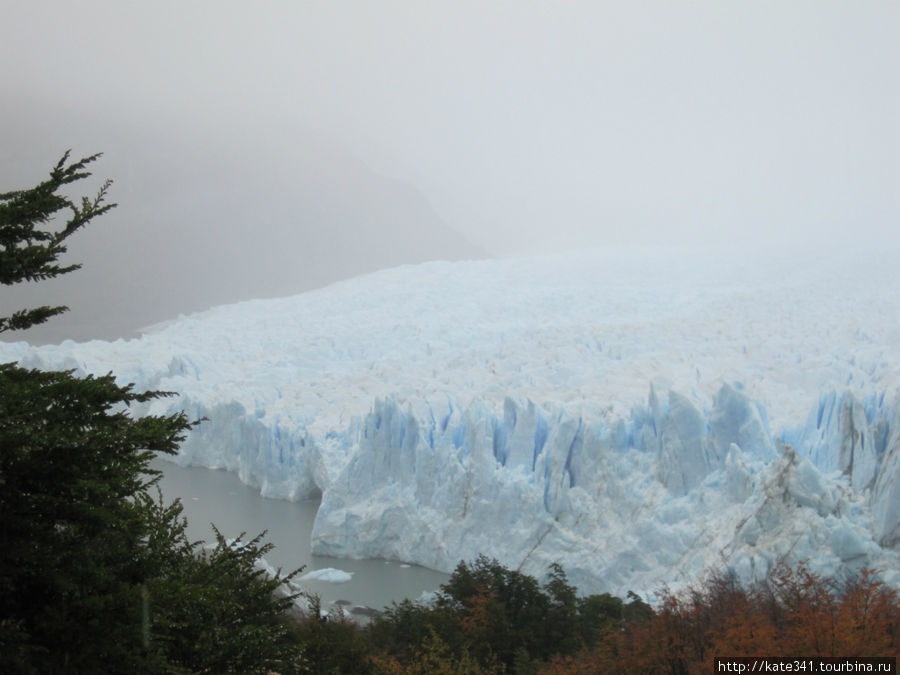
left=0, top=151, right=115, bottom=331
left=0, top=306, right=68, bottom=333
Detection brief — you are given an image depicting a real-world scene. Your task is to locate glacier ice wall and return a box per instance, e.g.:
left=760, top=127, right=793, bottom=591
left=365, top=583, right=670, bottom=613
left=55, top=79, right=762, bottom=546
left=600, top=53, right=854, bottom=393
left=3, top=246, right=899, bottom=596
left=313, top=386, right=899, bottom=596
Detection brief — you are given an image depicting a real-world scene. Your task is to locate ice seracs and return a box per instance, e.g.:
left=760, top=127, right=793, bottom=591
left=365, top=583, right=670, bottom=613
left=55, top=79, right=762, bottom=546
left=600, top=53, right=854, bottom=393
left=2, top=245, right=898, bottom=597
left=313, top=386, right=899, bottom=596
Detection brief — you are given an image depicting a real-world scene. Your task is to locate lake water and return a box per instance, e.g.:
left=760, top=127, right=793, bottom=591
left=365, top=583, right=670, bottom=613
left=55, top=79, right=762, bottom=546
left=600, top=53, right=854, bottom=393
left=150, top=457, right=449, bottom=617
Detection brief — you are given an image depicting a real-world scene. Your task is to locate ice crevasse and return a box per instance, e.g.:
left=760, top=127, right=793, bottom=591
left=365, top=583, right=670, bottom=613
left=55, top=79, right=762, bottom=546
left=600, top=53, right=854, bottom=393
left=3, top=246, right=899, bottom=597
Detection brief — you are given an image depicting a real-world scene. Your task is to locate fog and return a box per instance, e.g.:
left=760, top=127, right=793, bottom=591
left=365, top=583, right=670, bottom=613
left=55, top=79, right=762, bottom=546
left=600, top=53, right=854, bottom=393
left=3, top=2, right=899, bottom=342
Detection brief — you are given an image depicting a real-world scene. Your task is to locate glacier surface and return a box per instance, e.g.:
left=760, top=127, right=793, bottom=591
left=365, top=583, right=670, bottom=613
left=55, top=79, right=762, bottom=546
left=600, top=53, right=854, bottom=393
left=3, top=246, right=899, bottom=597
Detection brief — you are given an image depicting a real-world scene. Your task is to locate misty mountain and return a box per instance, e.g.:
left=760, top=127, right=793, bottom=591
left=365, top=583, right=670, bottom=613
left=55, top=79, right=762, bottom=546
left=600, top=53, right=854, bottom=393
left=1, top=99, right=485, bottom=344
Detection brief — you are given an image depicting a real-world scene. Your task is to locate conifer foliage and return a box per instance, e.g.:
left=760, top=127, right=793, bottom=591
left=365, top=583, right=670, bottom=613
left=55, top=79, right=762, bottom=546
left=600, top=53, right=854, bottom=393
left=0, top=153, right=303, bottom=673
left=0, top=151, right=114, bottom=333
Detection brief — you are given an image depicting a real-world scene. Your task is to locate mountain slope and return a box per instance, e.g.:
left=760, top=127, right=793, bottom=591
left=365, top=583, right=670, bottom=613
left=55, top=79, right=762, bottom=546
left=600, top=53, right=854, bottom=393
left=0, top=98, right=484, bottom=343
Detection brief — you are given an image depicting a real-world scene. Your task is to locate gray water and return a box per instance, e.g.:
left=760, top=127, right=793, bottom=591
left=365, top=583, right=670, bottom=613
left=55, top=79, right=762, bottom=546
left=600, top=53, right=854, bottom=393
left=150, top=457, right=449, bottom=617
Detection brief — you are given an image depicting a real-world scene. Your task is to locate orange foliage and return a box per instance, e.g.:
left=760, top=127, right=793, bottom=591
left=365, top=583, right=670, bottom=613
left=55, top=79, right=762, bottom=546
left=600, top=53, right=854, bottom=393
left=461, top=586, right=497, bottom=642
left=832, top=567, right=899, bottom=656
left=540, top=564, right=899, bottom=674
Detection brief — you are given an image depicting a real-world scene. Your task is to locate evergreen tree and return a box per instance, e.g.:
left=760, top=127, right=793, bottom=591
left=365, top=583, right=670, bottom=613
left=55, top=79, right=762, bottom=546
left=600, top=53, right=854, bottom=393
left=0, top=153, right=304, bottom=673
left=0, top=151, right=114, bottom=333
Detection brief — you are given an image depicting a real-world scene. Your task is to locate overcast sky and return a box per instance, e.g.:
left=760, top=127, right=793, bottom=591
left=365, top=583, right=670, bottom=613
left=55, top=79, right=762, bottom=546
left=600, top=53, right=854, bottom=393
left=4, top=1, right=898, bottom=256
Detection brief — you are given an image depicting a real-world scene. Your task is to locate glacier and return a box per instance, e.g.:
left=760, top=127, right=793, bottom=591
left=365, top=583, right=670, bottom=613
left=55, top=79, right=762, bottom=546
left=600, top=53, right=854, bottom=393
left=2, top=245, right=899, bottom=598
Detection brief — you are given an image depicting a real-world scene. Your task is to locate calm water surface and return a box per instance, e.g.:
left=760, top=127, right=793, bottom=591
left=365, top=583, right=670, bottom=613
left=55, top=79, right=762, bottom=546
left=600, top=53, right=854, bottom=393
left=150, top=457, right=449, bottom=616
